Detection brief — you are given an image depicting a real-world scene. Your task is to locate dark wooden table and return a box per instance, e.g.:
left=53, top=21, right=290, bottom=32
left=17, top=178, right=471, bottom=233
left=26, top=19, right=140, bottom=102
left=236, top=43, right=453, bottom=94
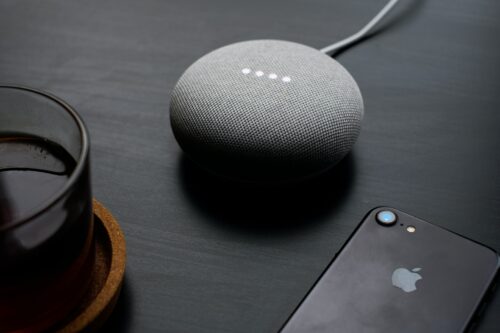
left=1, top=0, right=499, bottom=332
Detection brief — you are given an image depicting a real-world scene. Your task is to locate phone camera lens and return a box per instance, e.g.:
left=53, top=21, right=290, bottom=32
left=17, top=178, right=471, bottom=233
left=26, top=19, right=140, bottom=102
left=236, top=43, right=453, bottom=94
left=376, top=210, right=397, bottom=226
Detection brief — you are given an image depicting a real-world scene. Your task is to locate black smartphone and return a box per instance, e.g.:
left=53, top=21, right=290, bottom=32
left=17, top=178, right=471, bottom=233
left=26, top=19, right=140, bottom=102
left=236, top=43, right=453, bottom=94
left=280, top=208, right=499, bottom=333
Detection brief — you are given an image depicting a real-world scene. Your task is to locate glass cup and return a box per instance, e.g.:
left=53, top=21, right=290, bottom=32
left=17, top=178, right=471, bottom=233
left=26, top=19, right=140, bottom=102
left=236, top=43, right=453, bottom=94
left=0, top=85, right=94, bottom=332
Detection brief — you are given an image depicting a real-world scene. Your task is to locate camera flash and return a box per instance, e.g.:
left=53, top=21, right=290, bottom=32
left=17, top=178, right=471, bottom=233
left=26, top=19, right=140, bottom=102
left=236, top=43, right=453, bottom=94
left=406, top=226, right=416, bottom=233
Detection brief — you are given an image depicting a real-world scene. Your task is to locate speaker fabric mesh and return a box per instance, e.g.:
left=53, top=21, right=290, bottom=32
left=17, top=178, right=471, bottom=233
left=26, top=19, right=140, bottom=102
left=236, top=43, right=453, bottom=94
left=170, top=40, right=363, bottom=181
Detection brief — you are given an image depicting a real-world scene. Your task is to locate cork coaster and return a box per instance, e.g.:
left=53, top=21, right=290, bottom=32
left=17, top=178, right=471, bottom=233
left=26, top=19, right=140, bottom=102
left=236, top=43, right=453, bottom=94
left=55, top=199, right=126, bottom=333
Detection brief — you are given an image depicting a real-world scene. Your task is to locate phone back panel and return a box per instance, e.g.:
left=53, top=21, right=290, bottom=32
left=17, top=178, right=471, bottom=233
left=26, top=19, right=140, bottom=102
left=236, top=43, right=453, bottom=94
left=281, top=208, right=499, bottom=333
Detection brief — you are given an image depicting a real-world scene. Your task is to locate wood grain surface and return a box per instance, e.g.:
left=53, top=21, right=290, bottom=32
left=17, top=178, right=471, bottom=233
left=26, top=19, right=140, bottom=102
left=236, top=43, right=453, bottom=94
left=1, top=0, right=499, bottom=332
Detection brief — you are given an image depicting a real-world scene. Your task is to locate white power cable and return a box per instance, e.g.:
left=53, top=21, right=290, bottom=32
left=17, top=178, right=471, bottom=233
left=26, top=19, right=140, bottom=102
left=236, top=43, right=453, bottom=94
left=320, top=0, right=401, bottom=55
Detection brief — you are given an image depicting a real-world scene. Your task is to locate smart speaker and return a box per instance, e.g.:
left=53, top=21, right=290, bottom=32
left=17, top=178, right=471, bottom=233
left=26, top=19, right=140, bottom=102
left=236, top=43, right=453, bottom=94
left=171, top=40, right=362, bottom=181
left=170, top=0, right=401, bottom=182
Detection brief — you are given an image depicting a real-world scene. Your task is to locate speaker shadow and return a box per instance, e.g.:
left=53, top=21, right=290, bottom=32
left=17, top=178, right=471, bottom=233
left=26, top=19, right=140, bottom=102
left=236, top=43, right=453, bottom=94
left=178, top=154, right=356, bottom=236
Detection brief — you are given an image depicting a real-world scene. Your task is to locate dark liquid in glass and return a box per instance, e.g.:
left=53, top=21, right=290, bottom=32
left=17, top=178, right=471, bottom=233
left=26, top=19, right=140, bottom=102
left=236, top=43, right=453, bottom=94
left=0, top=134, right=91, bottom=278
left=0, top=135, right=94, bottom=332
left=0, top=136, right=76, bottom=228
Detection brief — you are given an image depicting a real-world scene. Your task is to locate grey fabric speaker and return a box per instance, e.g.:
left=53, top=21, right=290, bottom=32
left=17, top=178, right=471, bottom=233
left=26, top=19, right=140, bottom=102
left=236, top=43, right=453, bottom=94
left=170, top=40, right=363, bottom=182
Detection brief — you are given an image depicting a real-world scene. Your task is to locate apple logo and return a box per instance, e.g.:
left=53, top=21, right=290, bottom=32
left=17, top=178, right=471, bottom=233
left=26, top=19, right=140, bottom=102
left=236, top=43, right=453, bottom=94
left=392, top=267, right=422, bottom=293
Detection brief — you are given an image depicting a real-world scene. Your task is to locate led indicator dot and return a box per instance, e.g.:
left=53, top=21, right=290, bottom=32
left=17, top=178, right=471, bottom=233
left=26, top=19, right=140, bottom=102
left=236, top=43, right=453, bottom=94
left=241, top=68, right=251, bottom=74
left=255, top=70, right=264, bottom=77
left=282, top=76, right=291, bottom=83
left=268, top=73, right=278, bottom=79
